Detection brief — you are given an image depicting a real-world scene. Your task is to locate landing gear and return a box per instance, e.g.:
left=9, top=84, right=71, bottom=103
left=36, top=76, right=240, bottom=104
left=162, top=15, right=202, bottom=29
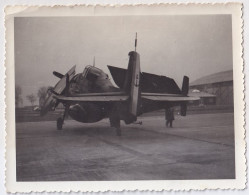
left=109, top=104, right=122, bottom=136
left=56, top=104, right=69, bottom=130
left=110, top=117, right=121, bottom=136
left=57, top=117, right=63, bottom=130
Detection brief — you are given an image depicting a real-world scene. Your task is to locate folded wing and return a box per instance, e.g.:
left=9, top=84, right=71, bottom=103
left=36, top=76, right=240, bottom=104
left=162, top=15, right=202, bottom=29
left=108, top=65, right=181, bottom=94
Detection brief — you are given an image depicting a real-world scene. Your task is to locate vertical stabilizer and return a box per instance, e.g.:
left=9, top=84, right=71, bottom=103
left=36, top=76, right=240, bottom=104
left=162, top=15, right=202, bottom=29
left=181, top=76, right=189, bottom=96
left=180, top=76, right=189, bottom=116
left=123, top=51, right=141, bottom=117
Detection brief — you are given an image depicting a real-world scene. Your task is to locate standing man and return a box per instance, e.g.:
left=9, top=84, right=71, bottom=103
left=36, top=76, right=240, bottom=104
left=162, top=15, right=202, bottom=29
left=165, top=107, right=175, bottom=128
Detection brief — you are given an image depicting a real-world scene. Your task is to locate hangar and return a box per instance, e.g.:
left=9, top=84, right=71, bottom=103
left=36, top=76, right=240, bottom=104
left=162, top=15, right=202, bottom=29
left=189, top=70, right=233, bottom=106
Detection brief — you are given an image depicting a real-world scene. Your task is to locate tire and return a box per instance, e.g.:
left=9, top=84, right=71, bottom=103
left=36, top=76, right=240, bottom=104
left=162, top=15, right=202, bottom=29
left=57, top=117, right=63, bottom=130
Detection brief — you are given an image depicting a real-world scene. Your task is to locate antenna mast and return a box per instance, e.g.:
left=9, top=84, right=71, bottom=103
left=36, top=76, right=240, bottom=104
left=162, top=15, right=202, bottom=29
left=93, top=56, right=95, bottom=67
left=135, top=32, right=137, bottom=52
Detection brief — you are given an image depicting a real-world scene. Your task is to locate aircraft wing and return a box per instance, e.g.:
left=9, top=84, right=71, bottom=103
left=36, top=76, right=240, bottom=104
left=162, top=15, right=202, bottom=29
left=142, top=93, right=200, bottom=102
left=108, top=65, right=182, bottom=94
left=53, top=92, right=129, bottom=102
left=40, top=65, right=76, bottom=116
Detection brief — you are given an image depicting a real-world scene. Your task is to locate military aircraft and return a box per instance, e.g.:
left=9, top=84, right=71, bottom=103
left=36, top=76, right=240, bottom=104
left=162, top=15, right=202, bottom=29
left=40, top=37, right=199, bottom=136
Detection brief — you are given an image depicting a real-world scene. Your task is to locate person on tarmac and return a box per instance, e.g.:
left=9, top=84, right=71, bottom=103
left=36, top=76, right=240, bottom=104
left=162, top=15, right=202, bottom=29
left=165, top=107, right=175, bottom=128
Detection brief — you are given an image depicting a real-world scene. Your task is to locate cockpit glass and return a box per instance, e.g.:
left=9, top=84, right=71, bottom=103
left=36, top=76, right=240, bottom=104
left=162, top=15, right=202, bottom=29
left=82, top=66, right=102, bottom=81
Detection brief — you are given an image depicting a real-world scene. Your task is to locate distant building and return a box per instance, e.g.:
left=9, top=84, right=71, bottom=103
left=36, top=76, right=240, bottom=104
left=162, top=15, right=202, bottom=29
left=188, top=90, right=216, bottom=106
left=190, top=70, right=233, bottom=105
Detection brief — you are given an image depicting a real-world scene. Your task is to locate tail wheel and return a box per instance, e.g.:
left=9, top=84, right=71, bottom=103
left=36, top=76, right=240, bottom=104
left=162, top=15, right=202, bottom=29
left=57, top=117, right=63, bottom=130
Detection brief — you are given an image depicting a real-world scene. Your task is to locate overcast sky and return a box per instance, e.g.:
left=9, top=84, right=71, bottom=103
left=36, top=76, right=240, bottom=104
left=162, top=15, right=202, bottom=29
left=14, top=15, right=233, bottom=106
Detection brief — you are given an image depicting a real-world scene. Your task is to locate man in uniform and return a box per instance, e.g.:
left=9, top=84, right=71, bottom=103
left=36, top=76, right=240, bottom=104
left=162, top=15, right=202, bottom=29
left=165, top=107, right=175, bottom=128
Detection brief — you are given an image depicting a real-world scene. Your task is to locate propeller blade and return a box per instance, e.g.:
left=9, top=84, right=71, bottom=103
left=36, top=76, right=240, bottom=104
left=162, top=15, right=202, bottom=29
left=53, top=71, right=64, bottom=79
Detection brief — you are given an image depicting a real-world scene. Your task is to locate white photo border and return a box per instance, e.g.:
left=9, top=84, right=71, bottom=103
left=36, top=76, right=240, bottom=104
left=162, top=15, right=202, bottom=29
left=4, top=3, right=245, bottom=192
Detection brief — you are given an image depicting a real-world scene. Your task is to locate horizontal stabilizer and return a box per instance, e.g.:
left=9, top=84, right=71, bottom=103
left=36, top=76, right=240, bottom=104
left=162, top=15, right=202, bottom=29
left=53, top=93, right=129, bottom=102
left=142, top=94, right=199, bottom=101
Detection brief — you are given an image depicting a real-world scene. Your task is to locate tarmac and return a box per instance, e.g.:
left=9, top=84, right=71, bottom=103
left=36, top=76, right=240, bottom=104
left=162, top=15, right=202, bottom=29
left=16, top=112, right=235, bottom=181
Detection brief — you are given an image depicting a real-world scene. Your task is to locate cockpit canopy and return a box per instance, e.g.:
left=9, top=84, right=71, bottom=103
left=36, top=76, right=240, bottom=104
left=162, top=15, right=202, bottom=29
left=69, top=65, right=114, bottom=94
left=71, top=65, right=103, bottom=83
left=83, top=65, right=102, bottom=82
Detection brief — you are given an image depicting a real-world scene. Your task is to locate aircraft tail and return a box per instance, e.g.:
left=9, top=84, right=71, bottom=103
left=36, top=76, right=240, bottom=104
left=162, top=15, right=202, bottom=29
left=123, top=51, right=141, bottom=118
left=181, top=76, right=189, bottom=96
left=180, top=76, right=189, bottom=116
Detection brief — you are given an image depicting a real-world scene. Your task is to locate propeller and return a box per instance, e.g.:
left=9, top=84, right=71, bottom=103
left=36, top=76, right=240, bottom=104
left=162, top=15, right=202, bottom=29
left=40, top=65, right=76, bottom=116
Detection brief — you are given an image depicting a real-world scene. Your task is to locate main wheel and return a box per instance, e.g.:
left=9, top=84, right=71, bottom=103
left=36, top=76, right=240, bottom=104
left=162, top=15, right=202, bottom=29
left=57, top=117, right=63, bottom=130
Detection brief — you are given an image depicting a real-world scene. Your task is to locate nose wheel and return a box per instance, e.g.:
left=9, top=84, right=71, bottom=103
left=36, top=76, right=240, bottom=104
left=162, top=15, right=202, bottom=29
left=57, top=117, right=63, bottom=130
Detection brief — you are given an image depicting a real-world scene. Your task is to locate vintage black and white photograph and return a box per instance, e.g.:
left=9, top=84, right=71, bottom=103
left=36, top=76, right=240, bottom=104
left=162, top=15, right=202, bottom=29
left=5, top=4, right=245, bottom=192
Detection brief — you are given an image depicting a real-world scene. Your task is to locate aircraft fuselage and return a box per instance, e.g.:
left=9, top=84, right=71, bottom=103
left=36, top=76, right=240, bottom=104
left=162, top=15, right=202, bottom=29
left=66, top=66, right=118, bottom=123
left=65, top=64, right=178, bottom=123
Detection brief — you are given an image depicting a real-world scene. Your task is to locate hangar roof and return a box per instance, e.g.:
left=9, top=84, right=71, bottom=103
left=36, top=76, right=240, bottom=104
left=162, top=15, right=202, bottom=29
left=190, top=70, right=233, bottom=86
